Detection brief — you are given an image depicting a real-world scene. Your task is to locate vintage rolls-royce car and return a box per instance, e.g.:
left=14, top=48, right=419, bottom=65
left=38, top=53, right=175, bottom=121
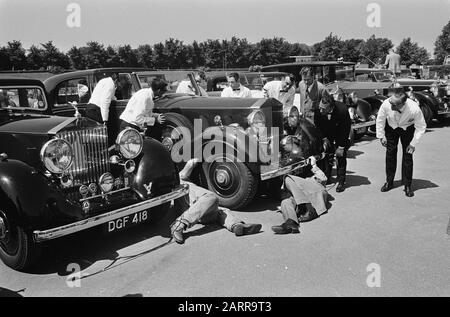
left=0, top=78, right=188, bottom=271
left=41, top=68, right=324, bottom=210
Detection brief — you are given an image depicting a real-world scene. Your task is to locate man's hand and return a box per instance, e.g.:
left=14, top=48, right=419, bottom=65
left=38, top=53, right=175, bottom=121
left=157, top=114, right=166, bottom=124
left=307, top=156, right=317, bottom=166
left=335, top=147, right=345, bottom=158
left=380, top=137, right=387, bottom=147
left=406, top=144, right=415, bottom=154
left=323, top=138, right=331, bottom=152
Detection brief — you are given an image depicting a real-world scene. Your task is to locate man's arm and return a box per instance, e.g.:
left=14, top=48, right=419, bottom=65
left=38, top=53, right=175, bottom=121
left=179, top=158, right=201, bottom=181
left=100, top=80, right=116, bottom=122
left=376, top=102, right=388, bottom=140
left=409, top=108, right=427, bottom=147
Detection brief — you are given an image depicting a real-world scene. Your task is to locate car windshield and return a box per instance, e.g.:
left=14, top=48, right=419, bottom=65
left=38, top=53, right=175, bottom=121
left=243, top=74, right=263, bottom=90
left=0, top=87, right=46, bottom=109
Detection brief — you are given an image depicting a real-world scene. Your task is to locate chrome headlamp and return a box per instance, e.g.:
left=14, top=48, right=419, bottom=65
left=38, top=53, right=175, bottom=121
left=116, top=128, right=143, bottom=159
left=40, top=139, right=73, bottom=174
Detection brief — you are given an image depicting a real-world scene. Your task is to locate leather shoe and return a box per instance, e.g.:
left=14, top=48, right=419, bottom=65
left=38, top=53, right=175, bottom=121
left=298, top=209, right=319, bottom=223
left=404, top=186, right=414, bottom=197
left=271, top=219, right=300, bottom=234
left=380, top=182, right=393, bottom=192
left=336, top=182, right=345, bottom=193
left=170, top=220, right=186, bottom=244
left=232, top=223, right=262, bottom=236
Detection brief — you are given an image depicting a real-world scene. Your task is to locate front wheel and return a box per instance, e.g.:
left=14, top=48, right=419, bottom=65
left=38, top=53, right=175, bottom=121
left=201, top=161, right=259, bottom=210
left=0, top=209, right=40, bottom=271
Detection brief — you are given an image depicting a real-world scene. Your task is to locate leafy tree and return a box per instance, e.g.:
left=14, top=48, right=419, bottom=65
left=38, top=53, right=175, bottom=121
left=27, top=45, right=44, bottom=70
left=5, top=40, right=27, bottom=70
left=40, top=41, right=70, bottom=69
left=105, top=45, right=121, bottom=67
left=434, top=20, right=450, bottom=64
left=341, top=39, right=364, bottom=62
left=163, top=38, right=188, bottom=69
left=397, top=37, right=430, bottom=66
left=84, top=41, right=108, bottom=68
left=67, top=46, right=86, bottom=70
left=118, top=44, right=139, bottom=67
left=136, top=44, right=154, bottom=68
left=314, top=33, right=344, bottom=61
left=359, top=35, right=393, bottom=67
left=200, top=39, right=223, bottom=68
left=0, top=46, right=10, bottom=70
left=152, top=42, right=167, bottom=68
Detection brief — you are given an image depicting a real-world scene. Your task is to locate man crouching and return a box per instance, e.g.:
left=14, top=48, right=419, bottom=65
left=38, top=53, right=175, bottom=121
left=271, top=156, right=329, bottom=234
left=170, top=158, right=262, bottom=244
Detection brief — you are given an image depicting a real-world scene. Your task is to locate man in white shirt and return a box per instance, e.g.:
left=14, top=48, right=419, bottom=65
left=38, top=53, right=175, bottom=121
left=220, top=72, right=252, bottom=98
left=263, top=75, right=295, bottom=108
left=119, top=78, right=167, bottom=132
left=376, top=90, right=426, bottom=197
left=86, top=74, right=120, bottom=125
left=176, top=72, right=208, bottom=96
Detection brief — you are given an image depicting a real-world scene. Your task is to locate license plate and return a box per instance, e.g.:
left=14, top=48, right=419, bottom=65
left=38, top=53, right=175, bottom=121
left=356, top=127, right=367, bottom=134
left=106, top=210, right=149, bottom=233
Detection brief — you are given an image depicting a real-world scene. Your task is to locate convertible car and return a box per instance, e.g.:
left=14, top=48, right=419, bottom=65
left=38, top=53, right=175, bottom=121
left=41, top=68, right=324, bottom=210
left=0, top=78, right=187, bottom=271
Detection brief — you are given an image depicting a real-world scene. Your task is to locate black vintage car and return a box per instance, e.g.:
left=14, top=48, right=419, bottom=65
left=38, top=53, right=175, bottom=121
left=0, top=78, right=188, bottom=271
left=41, top=68, right=324, bottom=210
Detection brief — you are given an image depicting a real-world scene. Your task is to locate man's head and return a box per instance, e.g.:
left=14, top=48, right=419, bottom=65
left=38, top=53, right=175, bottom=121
left=227, top=72, right=241, bottom=90
left=285, top=105, right=300, bottom=128
left=388, top=91, right=407, bottom=112
left=388, top=48, right=395, bottom=54
left=195, top=71, right=206, bottom=83
left=300, top=67, right=315, bottom=86
left=281, top=75, right=294, bottom=91
left=318, top=89, right=335, bottom=116
left=151, top=78, right=169, bottom=98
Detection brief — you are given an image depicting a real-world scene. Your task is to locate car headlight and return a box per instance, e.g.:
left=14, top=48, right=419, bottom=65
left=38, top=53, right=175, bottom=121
left=247, top=110, right=266, bottom=130
left=40, top=139, right=74, bottom=174
left=116, top=128, right=143, bottom=159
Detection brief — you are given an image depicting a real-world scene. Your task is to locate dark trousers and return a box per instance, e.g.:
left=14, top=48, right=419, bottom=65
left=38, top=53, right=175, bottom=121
left=385, top=124, right=414, bottom=186
left=85, top=103, right=103, bottom=123
left=319, top=141, right=349, bottom=184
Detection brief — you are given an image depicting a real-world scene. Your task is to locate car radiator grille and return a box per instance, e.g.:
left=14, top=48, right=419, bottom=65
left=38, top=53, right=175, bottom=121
left=57, top=126, right=110, bottom=187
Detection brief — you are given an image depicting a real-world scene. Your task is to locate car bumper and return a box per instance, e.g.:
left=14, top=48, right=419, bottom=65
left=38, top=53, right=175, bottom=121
left=352, top=120, right=376, bottom=130
left=33, top=184, right=189, bottom=242
left=260, top=154, right=325, bottom=181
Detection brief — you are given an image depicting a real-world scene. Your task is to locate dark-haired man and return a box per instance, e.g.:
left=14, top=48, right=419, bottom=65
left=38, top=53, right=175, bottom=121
left=298, top=67, right=326, bottom=124
left=119, top=78, right=168, bottom=132
left=376, top=90, right=426, bottom=197
left=315, top=89, right=352, bottom=192
left=220, top=72, right=252, bottom=98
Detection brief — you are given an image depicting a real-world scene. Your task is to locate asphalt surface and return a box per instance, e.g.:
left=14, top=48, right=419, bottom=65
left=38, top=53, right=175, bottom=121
left=1, top=121, right=449, bottom=297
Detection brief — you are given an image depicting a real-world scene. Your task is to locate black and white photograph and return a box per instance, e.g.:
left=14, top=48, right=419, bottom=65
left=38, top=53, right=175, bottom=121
left=0, top=0, right=449, bottom=300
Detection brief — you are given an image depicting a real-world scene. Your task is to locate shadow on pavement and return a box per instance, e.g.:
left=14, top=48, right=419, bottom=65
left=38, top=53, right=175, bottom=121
left=392, top=179, right=439, bottom=192
left=345, top=174, right=371, bottom=189
left=347, top=150, right=364, bottom=159
left=28, top=206, right=183, bottom=276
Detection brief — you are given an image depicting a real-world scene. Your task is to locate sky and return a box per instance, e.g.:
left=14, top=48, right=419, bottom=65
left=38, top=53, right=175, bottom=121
left=0, top=0, right=449, bottom=55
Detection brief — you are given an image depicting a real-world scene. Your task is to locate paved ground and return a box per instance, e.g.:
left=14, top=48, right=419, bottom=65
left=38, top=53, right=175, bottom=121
left=1, top=121, right=449, bottom=297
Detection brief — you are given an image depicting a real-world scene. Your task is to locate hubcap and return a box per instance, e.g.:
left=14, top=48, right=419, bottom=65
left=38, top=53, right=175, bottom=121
left=215, top=169, right=231, bottom=186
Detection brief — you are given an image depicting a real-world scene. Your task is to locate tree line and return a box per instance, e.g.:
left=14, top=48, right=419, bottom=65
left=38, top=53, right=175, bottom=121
left=0, top=20, right=449, bottom=72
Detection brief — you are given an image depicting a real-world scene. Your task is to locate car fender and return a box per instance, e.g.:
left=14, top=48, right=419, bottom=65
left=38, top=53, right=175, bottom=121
left=0, top=159, right=53, bottom=229
left=413, top=91, right=439, bottom=117
left=133, top=137, right=180, bottom=200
